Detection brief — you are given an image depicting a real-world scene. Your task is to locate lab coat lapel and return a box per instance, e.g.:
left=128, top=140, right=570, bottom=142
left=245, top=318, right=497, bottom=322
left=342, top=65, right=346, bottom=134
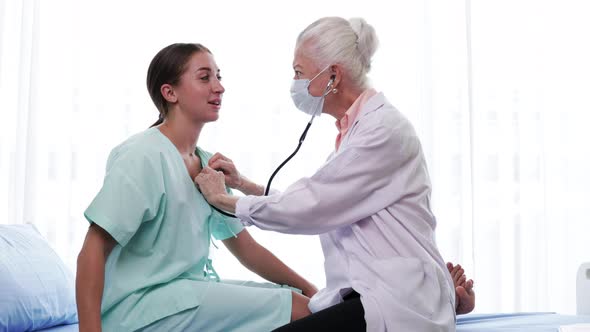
left=338, top=92, right=386, bottom=151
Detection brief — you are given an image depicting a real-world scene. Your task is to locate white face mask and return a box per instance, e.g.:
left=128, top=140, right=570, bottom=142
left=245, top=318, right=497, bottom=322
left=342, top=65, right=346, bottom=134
left=290, top=65, right=333, bottom=117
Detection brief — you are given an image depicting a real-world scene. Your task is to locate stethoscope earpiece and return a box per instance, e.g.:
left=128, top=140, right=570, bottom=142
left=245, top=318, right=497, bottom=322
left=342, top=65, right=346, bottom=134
left=329, top=75, right=336, bottom=86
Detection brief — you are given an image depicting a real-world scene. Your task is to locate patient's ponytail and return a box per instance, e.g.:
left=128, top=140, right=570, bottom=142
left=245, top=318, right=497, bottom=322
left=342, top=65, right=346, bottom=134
left=150, top=115, right=164, bottom=128
left=146, top=43, right=211, bottom=128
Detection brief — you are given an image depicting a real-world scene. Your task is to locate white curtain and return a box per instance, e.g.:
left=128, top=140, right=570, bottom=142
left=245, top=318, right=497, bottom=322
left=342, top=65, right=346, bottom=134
left=1, top=0, right=589, bottom=314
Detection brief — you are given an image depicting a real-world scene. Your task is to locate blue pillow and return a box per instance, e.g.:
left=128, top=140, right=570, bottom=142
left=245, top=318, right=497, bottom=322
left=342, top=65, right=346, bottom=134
left=0, top=224, right=78, bottom=331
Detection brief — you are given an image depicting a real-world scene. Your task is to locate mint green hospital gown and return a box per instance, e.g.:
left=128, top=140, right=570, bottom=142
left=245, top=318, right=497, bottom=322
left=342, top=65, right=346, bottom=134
left=84, top=127, right=292, bottom=332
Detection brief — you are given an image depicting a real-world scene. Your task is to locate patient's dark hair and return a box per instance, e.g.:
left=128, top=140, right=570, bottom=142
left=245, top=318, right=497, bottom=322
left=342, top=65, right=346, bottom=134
left=147, top=43, right=211, bottom=127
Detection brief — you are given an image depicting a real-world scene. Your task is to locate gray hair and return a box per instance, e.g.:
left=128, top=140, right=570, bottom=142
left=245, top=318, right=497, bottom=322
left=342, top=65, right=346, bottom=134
left=296, top=17, right=379, bottom=89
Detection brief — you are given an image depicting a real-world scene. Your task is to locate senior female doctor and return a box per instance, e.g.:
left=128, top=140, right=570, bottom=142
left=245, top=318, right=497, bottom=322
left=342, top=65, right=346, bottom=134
left=196, top=17, right=461, bottom=331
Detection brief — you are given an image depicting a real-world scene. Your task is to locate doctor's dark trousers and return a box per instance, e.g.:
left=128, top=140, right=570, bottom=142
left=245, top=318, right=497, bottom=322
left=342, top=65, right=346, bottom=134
left=272, top=291, right=366, bottom=332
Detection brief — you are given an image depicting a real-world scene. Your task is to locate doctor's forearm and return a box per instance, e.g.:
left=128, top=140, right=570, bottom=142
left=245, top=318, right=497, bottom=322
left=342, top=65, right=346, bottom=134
left=211, top=194, right=240, bottom=213
left=237, top=176, right=265, bottom=196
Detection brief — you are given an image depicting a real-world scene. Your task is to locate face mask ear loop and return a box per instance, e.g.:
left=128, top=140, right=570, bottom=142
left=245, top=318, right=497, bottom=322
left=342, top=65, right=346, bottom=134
left=309, top=65, right=331, bottom=83
left=305, top=78, right=333, bottom=124
left=304, top=74, right=334, bottom=121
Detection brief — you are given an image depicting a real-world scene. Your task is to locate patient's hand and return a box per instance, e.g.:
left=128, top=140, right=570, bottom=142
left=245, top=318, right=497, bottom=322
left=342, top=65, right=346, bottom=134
left=208, top=152, right=243, bottom=189
left=447, top=262, right=475, bottom=315
left=302, top=283, right=318, bottom=298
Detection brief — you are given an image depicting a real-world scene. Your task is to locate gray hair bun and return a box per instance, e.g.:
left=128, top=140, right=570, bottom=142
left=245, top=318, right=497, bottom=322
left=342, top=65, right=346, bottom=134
left=349, top=17, right=379, bottom=70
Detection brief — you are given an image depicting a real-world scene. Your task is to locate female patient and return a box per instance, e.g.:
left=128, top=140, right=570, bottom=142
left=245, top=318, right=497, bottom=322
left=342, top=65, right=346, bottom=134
left=75, top=43, right=316, bottom=332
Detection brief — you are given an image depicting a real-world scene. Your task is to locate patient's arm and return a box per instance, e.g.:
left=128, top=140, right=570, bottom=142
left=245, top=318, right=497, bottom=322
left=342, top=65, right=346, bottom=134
left=76, top=223, right=116, bottom=332
left=208, top=152, right=264, bottom=196
left=223, top=229, right=318, bottom=297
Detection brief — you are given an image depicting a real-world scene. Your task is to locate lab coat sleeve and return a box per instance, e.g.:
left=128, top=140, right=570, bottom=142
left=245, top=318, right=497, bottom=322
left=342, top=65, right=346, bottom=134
left=263, top=187, right=281, bottom=196
left=235, top=115, right=423, bottom=235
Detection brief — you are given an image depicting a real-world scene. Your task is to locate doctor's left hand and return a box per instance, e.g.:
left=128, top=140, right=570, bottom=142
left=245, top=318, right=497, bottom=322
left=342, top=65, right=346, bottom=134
left=208, top=152, right=243, bottom=189
left=194, top=167, right=227, bottom=204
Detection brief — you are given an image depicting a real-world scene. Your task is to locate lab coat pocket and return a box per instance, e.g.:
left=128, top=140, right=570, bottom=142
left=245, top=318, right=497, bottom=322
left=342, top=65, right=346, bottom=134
left=366, top=256, right=439, bottom=319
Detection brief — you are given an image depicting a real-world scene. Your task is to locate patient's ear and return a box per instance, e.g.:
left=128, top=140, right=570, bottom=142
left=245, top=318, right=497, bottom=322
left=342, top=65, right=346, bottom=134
left=161, top=84, right=177, bottom=103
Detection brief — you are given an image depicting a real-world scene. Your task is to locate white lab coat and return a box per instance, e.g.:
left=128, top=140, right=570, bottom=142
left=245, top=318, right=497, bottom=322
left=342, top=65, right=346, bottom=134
left=236, top=92, right=456, bottom=332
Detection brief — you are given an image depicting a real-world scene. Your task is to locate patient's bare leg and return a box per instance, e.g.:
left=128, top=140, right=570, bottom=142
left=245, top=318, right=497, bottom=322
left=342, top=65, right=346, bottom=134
left=447, top=262, right=475, bottom=315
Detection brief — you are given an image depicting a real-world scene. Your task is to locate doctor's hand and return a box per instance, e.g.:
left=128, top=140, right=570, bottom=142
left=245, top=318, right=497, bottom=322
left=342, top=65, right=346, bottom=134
left=209, top=152, right=265, bottom=196
left=194, top=167, right=228, bottom=205
left=208, top=152, right=243, bottom=189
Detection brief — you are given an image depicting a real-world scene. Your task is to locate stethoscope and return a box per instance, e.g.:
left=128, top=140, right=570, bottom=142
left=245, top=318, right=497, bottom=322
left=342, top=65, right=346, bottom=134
left=210, top=76, right=336, bottom=219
